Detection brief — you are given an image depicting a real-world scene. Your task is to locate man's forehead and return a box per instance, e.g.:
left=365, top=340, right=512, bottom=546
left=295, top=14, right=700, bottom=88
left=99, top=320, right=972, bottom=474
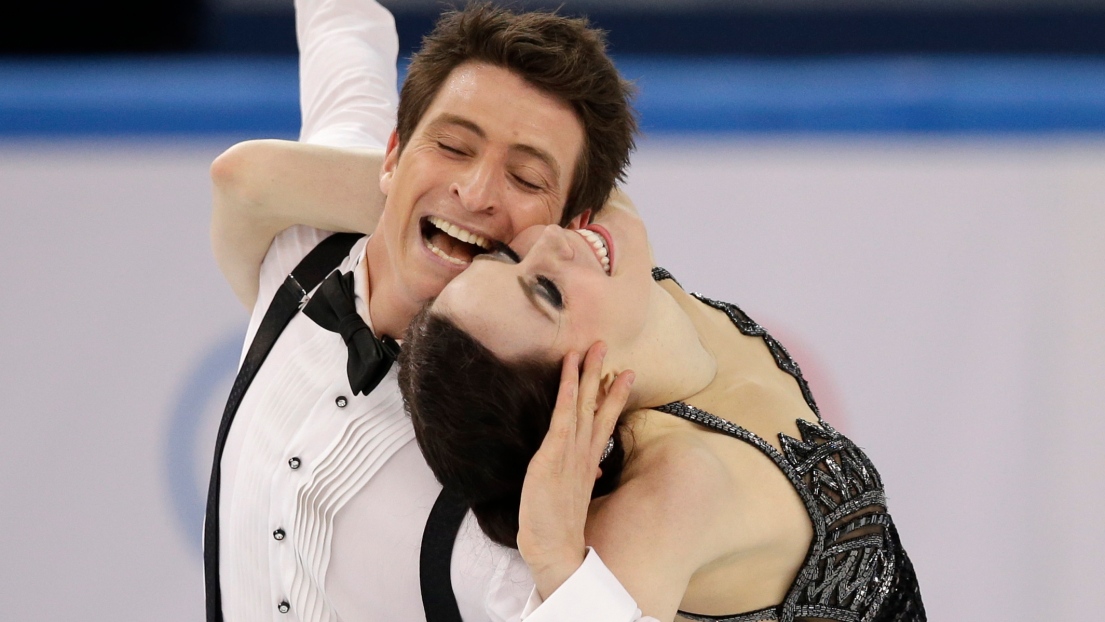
left=425, top=63, right=581, bottom=156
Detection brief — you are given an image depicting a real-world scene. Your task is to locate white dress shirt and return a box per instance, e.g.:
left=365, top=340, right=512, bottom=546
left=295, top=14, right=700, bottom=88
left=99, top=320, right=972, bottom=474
left=220, top=227, right=532, bottom=622
left=217, top=0, right=654, bottom=620
left=520, top=549, right=656, bottom=622
left=218, top=0, right=533, bottom=620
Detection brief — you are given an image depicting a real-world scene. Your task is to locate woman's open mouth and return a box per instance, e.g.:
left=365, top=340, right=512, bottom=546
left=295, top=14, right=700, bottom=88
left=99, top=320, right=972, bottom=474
left=576, top=225, right=612, bottom=275
left=421, top=216, right=493, bottom=266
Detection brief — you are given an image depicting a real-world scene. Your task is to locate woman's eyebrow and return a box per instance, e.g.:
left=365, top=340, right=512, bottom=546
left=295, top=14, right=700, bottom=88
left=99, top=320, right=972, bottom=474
left=518, top=276, right=555, bottom=322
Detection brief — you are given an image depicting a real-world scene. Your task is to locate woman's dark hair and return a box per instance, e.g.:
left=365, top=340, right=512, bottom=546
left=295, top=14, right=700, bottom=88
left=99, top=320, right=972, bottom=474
left=397, top=2, right=637, bottom=224
left=398, top=305, right=625, bottom=548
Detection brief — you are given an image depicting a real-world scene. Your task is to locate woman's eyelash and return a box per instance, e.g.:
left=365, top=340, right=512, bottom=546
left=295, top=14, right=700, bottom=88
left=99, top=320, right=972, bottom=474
left=535, top=275, right=563, bottom=309
left=492, top=242, right=521, bottom=263
left=485, top=242, right=560, bottom=310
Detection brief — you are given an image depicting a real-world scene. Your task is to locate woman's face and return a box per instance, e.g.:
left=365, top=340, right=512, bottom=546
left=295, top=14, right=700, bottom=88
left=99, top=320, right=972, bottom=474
left=432, top=205, right=653, bottom=365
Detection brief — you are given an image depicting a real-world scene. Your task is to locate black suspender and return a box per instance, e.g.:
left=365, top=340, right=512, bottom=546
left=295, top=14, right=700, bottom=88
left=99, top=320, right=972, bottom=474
left=202, top=232, right=468, bottom=622
left=420, top=487, right=469, bottom=622
left=204, top=232, right=362, bottom=622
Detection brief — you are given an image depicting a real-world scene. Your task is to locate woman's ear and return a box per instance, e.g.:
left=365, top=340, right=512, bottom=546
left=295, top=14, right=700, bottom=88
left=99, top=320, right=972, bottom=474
left=379, top=129, right=400, bottom=195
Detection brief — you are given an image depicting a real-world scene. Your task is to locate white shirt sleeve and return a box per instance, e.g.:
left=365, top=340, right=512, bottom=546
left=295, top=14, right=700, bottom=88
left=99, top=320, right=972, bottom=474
left=519, top=548, right=660, bottom=622
left=295, top=0, right=399, bottom=148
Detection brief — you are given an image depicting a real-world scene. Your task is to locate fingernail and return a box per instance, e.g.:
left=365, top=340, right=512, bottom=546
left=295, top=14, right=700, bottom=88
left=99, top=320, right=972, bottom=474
left=624, top=371, right=636, bottom=385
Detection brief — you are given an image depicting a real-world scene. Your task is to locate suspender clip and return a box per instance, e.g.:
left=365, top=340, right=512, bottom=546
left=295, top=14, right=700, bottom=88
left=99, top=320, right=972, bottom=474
left=284, top=274, right=310, bottom=310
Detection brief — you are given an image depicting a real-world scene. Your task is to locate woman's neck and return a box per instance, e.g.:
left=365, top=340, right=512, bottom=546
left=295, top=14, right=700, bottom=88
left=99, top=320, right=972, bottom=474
left=619, top=280, right=718, bottom=412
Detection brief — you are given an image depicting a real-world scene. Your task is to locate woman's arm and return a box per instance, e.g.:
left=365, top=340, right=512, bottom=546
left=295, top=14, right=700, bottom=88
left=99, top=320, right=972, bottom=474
left=516, top=345, right=727, bottom=621
left=517, top=345, right=632, bottom=599
left=210, top=140, right=386, bottom=308
left=582, top=446, right=732, bottom=620
left=210, top=0, right=399, bottom=309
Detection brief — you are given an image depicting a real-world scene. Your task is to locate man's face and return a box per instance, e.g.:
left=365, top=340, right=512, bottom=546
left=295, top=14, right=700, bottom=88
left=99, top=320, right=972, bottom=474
left=374, top=61, right=587, bottom=312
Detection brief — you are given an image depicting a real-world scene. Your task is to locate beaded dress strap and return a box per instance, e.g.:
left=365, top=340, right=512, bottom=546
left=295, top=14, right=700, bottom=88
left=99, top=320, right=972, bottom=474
left=652, top=266, right=681, bottom=287
left=655, top=280, right=904, bottom=622
left=679, top=604, right=780, bottom=622
left=690, top=294, right=821, bottom=420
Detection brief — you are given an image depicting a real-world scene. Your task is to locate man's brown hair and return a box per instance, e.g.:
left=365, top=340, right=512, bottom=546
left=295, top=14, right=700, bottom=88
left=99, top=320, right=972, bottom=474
left=396, top=2, right=637, bottom=224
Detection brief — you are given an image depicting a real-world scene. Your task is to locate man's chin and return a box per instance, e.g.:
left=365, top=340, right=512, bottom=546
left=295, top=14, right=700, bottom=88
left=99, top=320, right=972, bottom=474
left=407, top=258, right=465, bottom=303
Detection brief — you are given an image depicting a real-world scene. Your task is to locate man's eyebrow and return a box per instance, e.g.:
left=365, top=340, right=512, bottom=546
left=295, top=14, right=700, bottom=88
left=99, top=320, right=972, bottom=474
left=511, top=144, right=561, bottom=184
left=428, top=113, right=485, bottom=139
left=518, top=276, right=555, bottom=322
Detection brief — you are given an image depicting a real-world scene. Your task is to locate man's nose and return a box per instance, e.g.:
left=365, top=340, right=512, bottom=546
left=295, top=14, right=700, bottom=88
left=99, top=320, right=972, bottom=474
left=451, top=159, right=501, bottom=215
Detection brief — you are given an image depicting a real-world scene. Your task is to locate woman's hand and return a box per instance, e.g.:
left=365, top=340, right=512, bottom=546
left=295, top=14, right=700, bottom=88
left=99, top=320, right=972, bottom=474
left=517, top=342, right=635, bottom=600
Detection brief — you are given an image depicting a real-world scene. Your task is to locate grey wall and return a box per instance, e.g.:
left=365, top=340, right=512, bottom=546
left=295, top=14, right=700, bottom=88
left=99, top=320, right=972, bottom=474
left=2, top=136, right=1104, bottom=620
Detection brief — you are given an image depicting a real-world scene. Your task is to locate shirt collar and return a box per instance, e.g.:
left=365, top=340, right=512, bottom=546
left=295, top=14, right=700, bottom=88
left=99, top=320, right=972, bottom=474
left=352, top=238, right=375, bottom=333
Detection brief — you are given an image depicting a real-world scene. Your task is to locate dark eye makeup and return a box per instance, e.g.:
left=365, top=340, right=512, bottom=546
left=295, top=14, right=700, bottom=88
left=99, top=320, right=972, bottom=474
left=535, top=275, right=563, bottom=309
left=492, top=241, right=521, bottom=263
left=491, top=241, right=563, bottom=313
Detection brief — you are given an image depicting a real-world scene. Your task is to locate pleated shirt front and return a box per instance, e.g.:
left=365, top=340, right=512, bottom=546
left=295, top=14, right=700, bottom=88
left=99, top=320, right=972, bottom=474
left=217, top=226, right=532, bottom=622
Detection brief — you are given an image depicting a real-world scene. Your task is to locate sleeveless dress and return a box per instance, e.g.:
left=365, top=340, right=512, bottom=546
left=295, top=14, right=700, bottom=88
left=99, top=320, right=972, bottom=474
left=650, top=268, right=926, bottom=622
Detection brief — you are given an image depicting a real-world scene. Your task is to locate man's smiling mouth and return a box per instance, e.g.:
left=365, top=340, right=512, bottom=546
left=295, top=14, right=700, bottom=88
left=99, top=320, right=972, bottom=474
left=421, top=216, right=494, bottom=266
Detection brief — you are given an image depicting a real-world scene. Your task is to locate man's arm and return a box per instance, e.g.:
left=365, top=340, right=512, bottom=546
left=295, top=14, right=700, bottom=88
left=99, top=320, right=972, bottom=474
left=210, top=0, right=399, bottom=309
left=296, top=0, right=398, bottom=148
left=518, top=548, right=660, bottom=622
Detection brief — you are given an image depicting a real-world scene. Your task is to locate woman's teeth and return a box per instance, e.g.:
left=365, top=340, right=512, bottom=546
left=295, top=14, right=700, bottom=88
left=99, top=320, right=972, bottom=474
left=428, top=216, right=492, bottom=250
left=577, top=229, right=611, bottom=274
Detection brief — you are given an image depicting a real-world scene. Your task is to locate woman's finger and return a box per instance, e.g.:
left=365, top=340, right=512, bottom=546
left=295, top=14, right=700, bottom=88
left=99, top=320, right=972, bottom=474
left=544, top=351, right=581, bottom=449
left=576, top=342, right=607, bottom=434
left=591, top=370, right=634, bottom=461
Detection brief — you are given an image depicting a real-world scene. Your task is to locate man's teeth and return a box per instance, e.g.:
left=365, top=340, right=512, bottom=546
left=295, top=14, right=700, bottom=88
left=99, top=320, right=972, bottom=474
left=426, top=240, right=468, bottom=266
left=428, top=216, right=492, bottom=250
left=577, top=229, right=611, bottom=274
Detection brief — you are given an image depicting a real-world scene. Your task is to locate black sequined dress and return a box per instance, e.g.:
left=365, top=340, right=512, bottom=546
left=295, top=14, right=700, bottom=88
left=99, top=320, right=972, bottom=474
left=651, top=268, right=925, bottom=622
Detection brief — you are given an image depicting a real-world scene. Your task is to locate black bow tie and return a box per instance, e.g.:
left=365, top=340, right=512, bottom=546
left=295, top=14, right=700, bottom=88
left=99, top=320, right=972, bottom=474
left=302, top=269, right=400, bottom=396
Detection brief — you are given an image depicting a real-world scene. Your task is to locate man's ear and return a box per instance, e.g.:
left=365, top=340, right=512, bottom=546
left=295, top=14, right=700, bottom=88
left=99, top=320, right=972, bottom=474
left=379, top=129, right=400, bottom=195
left=564, top=209, right=592, bottom=230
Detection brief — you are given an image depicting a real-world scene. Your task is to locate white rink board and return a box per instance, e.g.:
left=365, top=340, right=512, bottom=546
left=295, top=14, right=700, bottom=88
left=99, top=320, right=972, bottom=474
left=1, top=136, right=1103, bottom=621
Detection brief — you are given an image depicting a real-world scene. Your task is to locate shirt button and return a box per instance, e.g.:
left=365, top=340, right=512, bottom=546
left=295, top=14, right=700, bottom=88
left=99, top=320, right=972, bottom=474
left=273, top=528, right=286, bottom=541
left=335, top=396, right=348, bottom=408
left=288, top=457, right=301, bottom=470
left=278, top=601, right=290, bottom=614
